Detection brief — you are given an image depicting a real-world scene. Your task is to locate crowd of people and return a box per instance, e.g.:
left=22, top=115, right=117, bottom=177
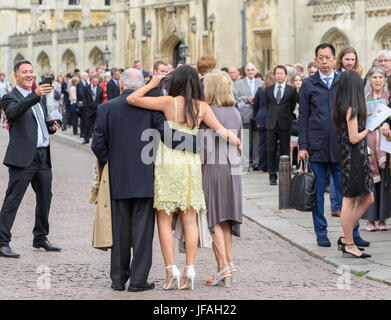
left=1, top=43, right=391, bottom=292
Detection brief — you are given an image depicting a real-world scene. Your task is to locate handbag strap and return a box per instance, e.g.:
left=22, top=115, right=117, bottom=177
left=298, top=157, right=313, bottom=174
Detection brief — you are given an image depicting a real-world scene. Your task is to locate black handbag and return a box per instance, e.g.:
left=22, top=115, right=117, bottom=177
left=289, top=158, right=317, bottom=211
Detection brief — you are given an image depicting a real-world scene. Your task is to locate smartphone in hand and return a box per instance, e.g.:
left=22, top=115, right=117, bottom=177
left=43, top=76, right=53, bottom=86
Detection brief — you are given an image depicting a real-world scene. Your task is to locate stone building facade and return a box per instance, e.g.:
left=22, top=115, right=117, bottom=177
left=0, top=0, right=390, bottom=81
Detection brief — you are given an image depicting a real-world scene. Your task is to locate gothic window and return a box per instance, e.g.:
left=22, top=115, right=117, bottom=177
left=375, top=24, right=391, bottom=51
left=321, top=28, right=349, bottom=54
left=203, top=0, right=208, bottom=31
left=68, top=20, right=81, bottom=29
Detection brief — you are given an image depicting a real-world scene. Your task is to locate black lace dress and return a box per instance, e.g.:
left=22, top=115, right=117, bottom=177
left=337, top=121, right=374, bottom=197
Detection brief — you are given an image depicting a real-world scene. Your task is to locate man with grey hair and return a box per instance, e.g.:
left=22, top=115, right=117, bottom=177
left=91, top=68, right=198, bottom=293
left=233, top=63, right=264, bottom=171
left=377, top=50, right=391, bottom=78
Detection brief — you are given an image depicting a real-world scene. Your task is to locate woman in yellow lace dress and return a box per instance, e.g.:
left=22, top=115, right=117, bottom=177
left=127, top=65, right=241, bottom=290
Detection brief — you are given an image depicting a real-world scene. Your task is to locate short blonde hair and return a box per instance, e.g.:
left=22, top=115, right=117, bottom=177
left=71, top=76, right=79, bottom=86
left=204, top=70, right=237, bottom=107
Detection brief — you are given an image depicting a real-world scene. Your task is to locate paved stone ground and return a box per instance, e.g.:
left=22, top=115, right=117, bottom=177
left=0, top=128, right=391, bottom=300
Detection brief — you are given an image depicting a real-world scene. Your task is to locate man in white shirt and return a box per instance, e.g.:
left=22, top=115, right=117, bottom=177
left=0, top=73, right=12, bottom=98
left=233, top=63, right=264, bottom=171
left=0, top=60, right=61, bottom=258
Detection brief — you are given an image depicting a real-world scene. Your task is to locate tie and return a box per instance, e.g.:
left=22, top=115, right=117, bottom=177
left=325, top=77, right=331, bottom=89
left=276, top=85, right=282, bottom=104
left=92, top=86, right=96, bottom=101
left=249, top=80, right=254, bottom=96
left=33, top=103, right=49, bottom=144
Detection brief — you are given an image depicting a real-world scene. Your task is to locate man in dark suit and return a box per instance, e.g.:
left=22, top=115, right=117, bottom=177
left=0, top=60, right=61, bottom=258
left=82, top=75, right=103, bottom=144
left=253, top=87, right=267, bottom=172
left=76, top=72, right=89, bottom=138
left=264, top=65, right=298, bottom=185
left=91, top=68, right=198, bottom=292
left=298, top=43, right=369, bottom=248
left=106, top=68, right=121, bottom=101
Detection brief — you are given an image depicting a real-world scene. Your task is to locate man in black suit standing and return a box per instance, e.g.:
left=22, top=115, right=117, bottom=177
left=106, top=68, right=121, bottom=101
left=0, top=60, right=61, bottom=258
left=82, top=75, right=103, bottom=144
left=76, top=72, right=89, bottom=138
left=91, top=68, right=198, bottom=292
left=265, top=65, right=298, bottom=185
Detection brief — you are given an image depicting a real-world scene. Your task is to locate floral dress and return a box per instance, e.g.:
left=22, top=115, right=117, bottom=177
left=337, top=120, right=374, bottom=197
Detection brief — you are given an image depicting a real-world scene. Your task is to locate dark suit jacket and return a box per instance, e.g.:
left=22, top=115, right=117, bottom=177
left=91, top=89, right=198, bottom=200
left=76, top=80, right=87, bottom=104
left=1, top=88, right=56, bottom=168
left=83, top=84, right=104, bottom=116
left=264, top=84, right=298, bottom=131
left=61, top=81, right=70, bottom=105
left=253, top=88, right=267, bottom=127
left=106, top=79, right=121, bottom=101
left=298, top=71, right=340, bottom=163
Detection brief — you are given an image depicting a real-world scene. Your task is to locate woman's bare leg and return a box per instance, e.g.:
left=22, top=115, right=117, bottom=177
left=156, top=210, right=175, bottom=287
left=180, top=208, right=198, bottom=286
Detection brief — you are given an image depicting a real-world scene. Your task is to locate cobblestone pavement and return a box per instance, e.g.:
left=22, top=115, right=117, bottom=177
left=0, top=129, right=391, bottom=300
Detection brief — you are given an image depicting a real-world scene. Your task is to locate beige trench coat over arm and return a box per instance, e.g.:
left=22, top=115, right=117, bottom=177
left=89, top=159, right=112, bottom=251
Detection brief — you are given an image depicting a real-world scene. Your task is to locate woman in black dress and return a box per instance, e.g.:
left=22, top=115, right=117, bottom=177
left=333, top=70, right=374, bottom=259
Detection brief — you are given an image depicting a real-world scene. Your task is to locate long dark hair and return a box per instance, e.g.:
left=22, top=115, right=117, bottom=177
left=333, top=70, right=367, bottom=128
left=160, top=64, right=202, bottom=129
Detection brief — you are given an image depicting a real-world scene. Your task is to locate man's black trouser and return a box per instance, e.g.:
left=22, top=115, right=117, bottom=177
left=267, top=128, right=290, bottom=181
left=0, top=148, right=52, bottom=247
left=110, top=198, right=155, bottom=287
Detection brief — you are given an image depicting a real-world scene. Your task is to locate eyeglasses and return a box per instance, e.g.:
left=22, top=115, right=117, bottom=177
left=378, top=59, right=391, bottom=63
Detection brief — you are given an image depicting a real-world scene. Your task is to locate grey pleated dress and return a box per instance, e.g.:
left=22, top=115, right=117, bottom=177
left=199, top=106, right=243, bottom=237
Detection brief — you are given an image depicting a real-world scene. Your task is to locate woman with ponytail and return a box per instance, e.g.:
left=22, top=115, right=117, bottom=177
left=127, top=65, right=241, bottom=291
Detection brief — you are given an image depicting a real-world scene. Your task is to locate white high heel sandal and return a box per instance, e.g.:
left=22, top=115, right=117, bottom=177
left=179, top=265, right=195, bottom=290
left=163, top=265, right=181, bottom=290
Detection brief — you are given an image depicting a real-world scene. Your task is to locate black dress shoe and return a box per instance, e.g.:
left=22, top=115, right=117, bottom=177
left=269, top=179, right=277, bottom=185
left=33, top=240, right=61, bottom=251
left=128, top=282, right=155, bottom=292
left=0, top=246, right=20, bottom=258
left=111, top=283, right=125, bottom=291
left=317, top=235, right=331, bottom=247
left=354, top=236, right=370, bottom=247
left=81, top=140, right=89, bottom=144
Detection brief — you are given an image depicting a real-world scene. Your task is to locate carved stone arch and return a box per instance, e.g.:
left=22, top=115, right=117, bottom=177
left=160, top=27, right=184, bottom=65
left=374, top=24, right=391, bottom=51
left=321, top=27, right=349, bottom=54
left=68, top=20, right=81, bottom=29
left=62, top=49, right=77, bottom=74
left=36, top=51, right=51, bottom=76
left=88, top=47, right=104, bottom=68
left=13, top=53, right=25, bottom=66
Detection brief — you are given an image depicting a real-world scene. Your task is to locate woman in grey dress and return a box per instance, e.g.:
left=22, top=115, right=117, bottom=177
left=200, top=70, right=243, bottom=287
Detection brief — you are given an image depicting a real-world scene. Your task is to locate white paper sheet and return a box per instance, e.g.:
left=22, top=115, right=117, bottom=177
left=380, top=133, right=391, bottom=154
left=366, top=102, right=391, bottom=131
left=51, top=109, right=63, bottom=122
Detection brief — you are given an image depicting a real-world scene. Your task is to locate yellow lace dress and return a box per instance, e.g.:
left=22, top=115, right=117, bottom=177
left=154, top=98, right=207, bottom=217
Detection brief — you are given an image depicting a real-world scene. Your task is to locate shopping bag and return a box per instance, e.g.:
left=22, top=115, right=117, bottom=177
left=289, top=158, right=317, bottom=211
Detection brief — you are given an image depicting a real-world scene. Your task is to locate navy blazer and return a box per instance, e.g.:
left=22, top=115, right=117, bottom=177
left=91, top=89, right=198, bottom=200
left=76, top=80, right=87, bottom=103
left=253, top=87, right=267, bottom=126
left=298, top=71, right=340, bottom=163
